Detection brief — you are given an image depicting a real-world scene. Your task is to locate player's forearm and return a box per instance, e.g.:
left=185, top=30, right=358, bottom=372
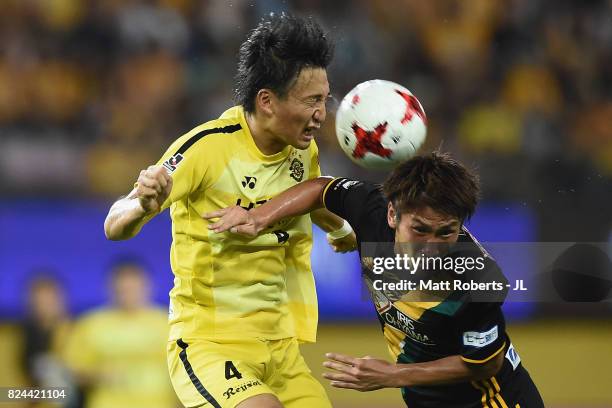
left=311, top=208, right=344, bottom=232
left=251, top=177, right=333, bottom=229
left=104, top=196, right=152, bottom=241
left=393, top=354, right=502, bottom=387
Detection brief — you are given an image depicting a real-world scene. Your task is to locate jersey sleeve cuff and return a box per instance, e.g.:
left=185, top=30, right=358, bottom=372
left=460, top=341, right=506, bottom=364
left=321, top=177, right=340, bottom=209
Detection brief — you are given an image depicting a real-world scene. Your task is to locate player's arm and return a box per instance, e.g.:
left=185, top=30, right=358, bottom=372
left=104, top=166, right=172, bottom=241
left=311, top=208, right=357, bottom=253
left=205, top=177, right=333, bottom=236
left=323, top=351, right=503, bottom=391
left=324, top=300, right=508, bottom=391
left=310, top=208, right=343, bottom=232
left=206, top=176, right=376, bottom=239
left=105, top=124, right=215, bottom=240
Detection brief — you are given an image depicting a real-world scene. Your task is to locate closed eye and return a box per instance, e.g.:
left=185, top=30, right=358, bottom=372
left=303, top=94, right=330, bottom=107
left=412, top=226, right=429, bottom=234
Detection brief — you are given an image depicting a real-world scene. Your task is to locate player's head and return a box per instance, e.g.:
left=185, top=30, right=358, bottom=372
left=234, top=13, right=334, bottom=150
left=27, top=272, right=66, bottom=322
left=109, top=257, right=151, bottom=311
left=382, top=152, right=479, bottom=247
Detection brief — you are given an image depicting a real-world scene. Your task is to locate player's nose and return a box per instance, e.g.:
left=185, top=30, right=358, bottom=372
left=424, top=239, right=450, bottom=255
left=313, top=104, right=326, bottom=124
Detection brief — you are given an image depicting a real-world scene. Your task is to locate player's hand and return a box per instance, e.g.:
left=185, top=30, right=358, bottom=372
left=204, top=206, right=262, bottom=236
left=135, top=165, right=173, bottom=214
left=327, top=231, right=357, bottom=253
left=323, top=352, right=398, bottom=391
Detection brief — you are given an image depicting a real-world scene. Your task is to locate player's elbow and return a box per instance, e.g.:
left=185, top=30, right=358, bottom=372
left=104, top=229, right=118, bottom=241
left=466, top=352, right=504, bottom=381
left=104, top=217, right=120, bottom=241
left=103, top=210, right=127, bottom=241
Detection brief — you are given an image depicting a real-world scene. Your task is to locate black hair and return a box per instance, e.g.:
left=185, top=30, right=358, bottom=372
left=107, top=255, right=149, bottom=280
left=234, top=13, right=334, bottom=113
left=382, top=152, right=480, bottom=222
left=27, top=270, right=63, bottom=292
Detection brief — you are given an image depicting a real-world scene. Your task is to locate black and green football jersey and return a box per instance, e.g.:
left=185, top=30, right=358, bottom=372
left=322, top=177, right=544, bottom=408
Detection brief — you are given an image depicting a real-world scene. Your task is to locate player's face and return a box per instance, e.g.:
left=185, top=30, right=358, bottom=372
left=388, top=204, right=461, bottom=256
left=271, top=67, right=329, bottom=149
left=29, top=282, right=65, bottom=321
left=112, top=268, right=150, bottom=310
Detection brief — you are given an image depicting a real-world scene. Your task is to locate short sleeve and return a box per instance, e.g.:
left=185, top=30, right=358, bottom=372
left=322, top=178, right=386, bottom=238
left=457, top=302, right=507, bottom=364
left=154, top=133, right=210, bottom=211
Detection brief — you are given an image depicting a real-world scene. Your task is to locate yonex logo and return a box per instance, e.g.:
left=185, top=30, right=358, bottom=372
left=241, top=176, right=257, bottom=189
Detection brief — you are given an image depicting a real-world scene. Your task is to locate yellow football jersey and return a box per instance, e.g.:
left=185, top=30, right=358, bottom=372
left=63, top=308, right=174, bottom=408
left=156, top=106, right=320, bottom=343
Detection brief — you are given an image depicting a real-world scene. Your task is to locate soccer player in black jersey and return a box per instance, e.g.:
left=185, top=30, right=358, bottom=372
left=205, top=152, right=544, bottom=408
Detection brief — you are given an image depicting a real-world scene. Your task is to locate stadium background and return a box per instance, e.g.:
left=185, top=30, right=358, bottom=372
left=0, top=0, right=610, bottom=407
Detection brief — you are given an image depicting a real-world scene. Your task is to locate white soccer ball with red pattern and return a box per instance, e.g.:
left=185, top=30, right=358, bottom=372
left=335, top=79, right=427, bottom=170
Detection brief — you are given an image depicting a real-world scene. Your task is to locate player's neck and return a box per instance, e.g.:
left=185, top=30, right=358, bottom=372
left=246, top=111, right=286, bottom=155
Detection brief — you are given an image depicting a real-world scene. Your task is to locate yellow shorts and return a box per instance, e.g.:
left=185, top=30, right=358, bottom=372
left=167, top=337, right=331, bottom=408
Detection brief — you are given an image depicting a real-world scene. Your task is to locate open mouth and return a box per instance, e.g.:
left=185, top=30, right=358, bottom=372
left=303, top=125, right=320, bottom=140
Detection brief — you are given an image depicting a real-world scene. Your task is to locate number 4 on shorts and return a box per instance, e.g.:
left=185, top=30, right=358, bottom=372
left=225, top=361, right=242, bottom=380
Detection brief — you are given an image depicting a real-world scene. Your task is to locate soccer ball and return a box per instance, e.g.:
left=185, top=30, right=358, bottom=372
left=335, top=79, right=427, bottom=170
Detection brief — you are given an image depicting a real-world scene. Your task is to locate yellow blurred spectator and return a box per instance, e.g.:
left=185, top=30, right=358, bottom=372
left=0, top=60, right=29, bottom=122
left=32, top=60, right=91, bottom=123
left=63, top=259, right=176, bottom=408
left=85, top=141, right=159, bottom=196
left=502, top=64, right=562, bottom=115
left=36, top=0, right=84, bottom=31
left=85, top=50, right=185, bottom=196
left=382, top=0, right=503, bottom=79
left=115, top=50, right=185, bottom=113
left=458, top=103, right=522, bottom=155
left=571, top=102, right=612, bottom=175
left=158, top=0, right=195, bottom=16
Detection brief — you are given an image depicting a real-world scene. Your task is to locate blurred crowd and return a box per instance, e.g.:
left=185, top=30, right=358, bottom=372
left=5, top=261, right=177, bottom=408
left=0, top=0, right=610, bottom=239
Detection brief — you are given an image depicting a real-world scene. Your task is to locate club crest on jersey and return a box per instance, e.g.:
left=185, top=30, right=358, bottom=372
left=162, top=153, right=184, bottom=174
left=289, top=158, right=304, bottom=181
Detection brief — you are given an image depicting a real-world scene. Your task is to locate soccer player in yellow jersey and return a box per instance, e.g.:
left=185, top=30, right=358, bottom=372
left=64, top=260, right=175, bottom=408
left=104, top=13, right=355, bottom=408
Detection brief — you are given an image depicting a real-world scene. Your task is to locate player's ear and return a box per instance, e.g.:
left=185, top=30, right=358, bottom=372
left=255, top=89, right=274, bottom=116
left=387, top=202, right=397, bottom=229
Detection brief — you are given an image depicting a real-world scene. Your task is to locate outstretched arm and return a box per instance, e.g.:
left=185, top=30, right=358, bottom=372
left=104, top=165, right=172, bottom=240
left=323, top=351, right=504, bottom=391
left=204, top=177, right=334, bottom=236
